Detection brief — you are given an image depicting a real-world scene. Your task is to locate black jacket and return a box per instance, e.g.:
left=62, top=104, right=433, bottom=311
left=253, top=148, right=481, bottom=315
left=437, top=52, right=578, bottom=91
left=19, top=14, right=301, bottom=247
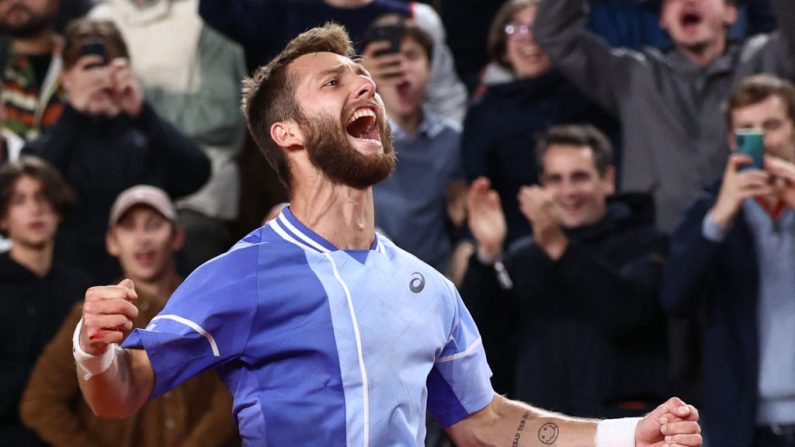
left=461, top=194, right=669, bottom=417
left=0, top=253, right=91, bottom=446
left=661, top=183, right=766, bottom=447
left=24, top=104, right=210, bottom=282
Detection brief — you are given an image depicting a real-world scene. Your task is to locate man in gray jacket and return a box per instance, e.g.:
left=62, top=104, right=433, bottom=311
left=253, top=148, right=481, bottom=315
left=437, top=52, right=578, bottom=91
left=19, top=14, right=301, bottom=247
left=534, top=0, right=795, bottom=231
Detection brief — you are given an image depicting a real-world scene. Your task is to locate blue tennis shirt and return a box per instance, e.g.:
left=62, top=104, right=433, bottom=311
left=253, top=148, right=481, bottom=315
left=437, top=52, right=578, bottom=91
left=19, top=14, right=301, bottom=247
left=123, top=206, right=494, bottom=446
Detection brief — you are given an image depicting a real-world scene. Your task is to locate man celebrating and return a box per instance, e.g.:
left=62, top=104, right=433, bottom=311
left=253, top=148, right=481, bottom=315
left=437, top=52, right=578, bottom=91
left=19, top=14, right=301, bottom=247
left=72, top=24, right=702, bottom=447
left=462, top=124, right=669, bottom=418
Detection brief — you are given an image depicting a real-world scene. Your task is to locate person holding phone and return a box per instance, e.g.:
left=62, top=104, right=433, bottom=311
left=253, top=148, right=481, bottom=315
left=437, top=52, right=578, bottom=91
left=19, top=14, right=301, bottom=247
left=662, top=73, right=795, bottom=447
left=360, top=16, right=468, bottom=277
left=22, top=19, right=210, bottom=283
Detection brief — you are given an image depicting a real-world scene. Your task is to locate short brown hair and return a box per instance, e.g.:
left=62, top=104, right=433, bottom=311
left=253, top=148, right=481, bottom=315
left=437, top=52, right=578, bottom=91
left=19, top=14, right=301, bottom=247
left=487, top=0, right=540, bottom=67
left=536, top=124, right=614, bottom=176
left=241, top=23, right=355, bottom=191
left=725, top=74, right=795, bottom=128
left=62, top=19, right=129, bottom=69
left=0, top=156, right=74, bottom=232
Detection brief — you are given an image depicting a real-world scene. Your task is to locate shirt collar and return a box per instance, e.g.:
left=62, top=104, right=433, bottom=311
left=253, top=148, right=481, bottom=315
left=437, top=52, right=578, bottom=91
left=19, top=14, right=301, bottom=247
left=390, top=109, right=446, bottom=141
left=269, top=205, right=382, bottom=253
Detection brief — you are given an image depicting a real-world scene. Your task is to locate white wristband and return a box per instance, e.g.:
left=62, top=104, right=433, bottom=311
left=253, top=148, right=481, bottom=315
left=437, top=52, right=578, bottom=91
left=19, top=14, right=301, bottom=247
left=595, top=417, right=641, bottom=447
left=72, top=318, right=119, bottom=380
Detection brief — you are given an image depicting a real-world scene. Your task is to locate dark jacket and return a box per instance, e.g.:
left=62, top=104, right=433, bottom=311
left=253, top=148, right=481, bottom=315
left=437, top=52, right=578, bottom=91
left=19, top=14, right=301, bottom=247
left=661, top=183, right=762, bottom=447
left=462, top=70, right=618, bottom=245
left=0, top=253, right=91, bottom=446
left=23, top=104, right=211, bottom=283
left=461, top=194, right=669, bottom=418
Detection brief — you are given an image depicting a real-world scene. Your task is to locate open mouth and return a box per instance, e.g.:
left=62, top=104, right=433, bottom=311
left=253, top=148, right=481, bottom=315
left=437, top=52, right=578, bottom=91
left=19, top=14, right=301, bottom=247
left=134, top=250, right=156, bottom=266
left=346, top=107, right=381, bottom=142
left=28, top=221, right=46, bottom=231
left=680, top=11, right=703, bottom=28
left=396, top=80, right=413, bottom=101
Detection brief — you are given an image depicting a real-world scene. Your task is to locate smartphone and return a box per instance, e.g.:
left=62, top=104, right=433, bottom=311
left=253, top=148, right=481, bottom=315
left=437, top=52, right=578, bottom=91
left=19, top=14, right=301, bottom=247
left=735, top=128, right=764, bottom=170
left=365, top=24, right=403, bottom=57
left=80, top=39, right=107, bottom=68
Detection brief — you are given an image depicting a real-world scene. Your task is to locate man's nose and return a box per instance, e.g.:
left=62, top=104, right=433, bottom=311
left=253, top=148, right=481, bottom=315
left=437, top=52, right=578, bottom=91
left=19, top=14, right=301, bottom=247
left=352, top=76, right=376, bottom=100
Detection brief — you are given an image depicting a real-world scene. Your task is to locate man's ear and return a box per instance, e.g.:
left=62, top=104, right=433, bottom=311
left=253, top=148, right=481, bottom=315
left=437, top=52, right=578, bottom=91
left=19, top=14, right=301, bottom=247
left=271, top=121, right=304, bottom=150
left=170, top=226, right=185, bottom=252
left=724, top=3, right=739, bottom=27
left=603, top=165, right=617, bottom=196
left=106, top=231, right=119, bottom=257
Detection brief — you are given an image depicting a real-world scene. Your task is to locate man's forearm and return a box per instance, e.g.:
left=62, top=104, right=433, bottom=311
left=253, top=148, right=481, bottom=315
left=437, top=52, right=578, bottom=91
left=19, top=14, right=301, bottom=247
left=76, top=346, right=154, bottom=419
left=448, top=394, right=604, bottom=446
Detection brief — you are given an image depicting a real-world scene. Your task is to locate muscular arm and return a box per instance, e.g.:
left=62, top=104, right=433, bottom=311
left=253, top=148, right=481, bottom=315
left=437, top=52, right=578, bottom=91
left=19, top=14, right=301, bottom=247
left=447, top=394, right=702, bottom=447
left=77, top=347, right=154, bottom=419
left=447, top=394, right=597, bottom=446
left=74, top=280, right=154, bottom=419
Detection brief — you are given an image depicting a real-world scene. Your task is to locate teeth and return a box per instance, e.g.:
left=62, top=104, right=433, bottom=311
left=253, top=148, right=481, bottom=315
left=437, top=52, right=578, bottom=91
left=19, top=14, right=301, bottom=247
left=348, top=108, right=376, bottom=125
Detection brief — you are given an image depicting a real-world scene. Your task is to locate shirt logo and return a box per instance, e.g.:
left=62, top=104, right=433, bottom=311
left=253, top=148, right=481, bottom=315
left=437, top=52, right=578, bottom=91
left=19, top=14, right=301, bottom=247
left=409, top=272, right=425, bottom=293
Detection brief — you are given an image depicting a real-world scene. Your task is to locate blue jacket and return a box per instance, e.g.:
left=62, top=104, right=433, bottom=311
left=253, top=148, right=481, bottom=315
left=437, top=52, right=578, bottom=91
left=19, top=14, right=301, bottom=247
left=661, top=184, right=760, bottom=447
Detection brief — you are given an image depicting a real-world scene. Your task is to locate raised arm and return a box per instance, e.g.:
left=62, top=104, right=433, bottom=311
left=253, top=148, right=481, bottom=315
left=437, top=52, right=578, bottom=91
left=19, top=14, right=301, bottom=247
left=74, top=279, right=154, bottom=419
left=447, top=394, right=702, bottom=447
left=533, top=0, right=641, bottom=114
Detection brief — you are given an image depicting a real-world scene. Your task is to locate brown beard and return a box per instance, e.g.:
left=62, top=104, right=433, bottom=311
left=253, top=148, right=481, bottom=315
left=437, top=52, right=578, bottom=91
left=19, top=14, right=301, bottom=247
left=0, top=7, right=53, bottom=39
left=300, top=110, right=396, bottom=189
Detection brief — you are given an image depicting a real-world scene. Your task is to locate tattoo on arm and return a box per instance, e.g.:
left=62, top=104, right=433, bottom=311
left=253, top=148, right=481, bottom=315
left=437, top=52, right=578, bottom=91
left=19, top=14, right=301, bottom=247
left=512, top=411, right=530, bottom=447
left=538, top=422, right=560, bottom=445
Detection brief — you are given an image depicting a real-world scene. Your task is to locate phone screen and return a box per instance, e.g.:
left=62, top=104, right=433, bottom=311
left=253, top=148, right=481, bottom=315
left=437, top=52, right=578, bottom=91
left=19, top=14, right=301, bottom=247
left=366, top=24, right=403, bottom=57
left=735, top=128, right=764, bottom=171
left=80, top=39, right=108, bottom=68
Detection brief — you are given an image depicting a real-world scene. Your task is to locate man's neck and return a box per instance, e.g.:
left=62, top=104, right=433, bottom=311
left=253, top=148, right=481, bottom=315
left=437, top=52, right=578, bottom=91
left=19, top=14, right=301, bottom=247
left=290, top=181, right=376, bottom=250
left=11, top=29, right=56, bottom=56
left=10, top=241, right=53, bottom=277
left=392, top=109, right=423, bottom=135
left=677, top=36, right=727, bottom=68
left=129, top=267, right=180, bottom=305
left=323, top=0, right=372, bottom=9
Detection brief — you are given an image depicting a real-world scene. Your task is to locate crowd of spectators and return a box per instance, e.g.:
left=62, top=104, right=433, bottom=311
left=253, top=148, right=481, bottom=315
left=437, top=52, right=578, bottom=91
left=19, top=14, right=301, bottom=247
left=0, top=0, right=794, bottom=446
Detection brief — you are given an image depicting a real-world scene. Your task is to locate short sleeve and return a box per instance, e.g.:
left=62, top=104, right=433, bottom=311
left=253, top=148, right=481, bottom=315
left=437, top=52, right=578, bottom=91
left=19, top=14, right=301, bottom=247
left=123, top=245, right=259, bottom=398
left=427, top=286, right=494, bottom=427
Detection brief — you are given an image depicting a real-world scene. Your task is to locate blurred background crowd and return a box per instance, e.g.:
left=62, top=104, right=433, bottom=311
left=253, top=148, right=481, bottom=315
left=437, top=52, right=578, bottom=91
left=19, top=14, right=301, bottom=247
left=0, top=0, right=793, bottom=446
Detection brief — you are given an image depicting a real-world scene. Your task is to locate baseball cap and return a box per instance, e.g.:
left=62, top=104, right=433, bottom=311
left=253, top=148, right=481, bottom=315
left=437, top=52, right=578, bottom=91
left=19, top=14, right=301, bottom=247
left=108, top=185, right=177, bottom=227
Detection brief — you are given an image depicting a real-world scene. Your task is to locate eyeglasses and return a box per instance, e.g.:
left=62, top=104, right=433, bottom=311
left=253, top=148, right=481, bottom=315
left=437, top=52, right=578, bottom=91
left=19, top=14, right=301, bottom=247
left=504, top=23, right=532, bottom=36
